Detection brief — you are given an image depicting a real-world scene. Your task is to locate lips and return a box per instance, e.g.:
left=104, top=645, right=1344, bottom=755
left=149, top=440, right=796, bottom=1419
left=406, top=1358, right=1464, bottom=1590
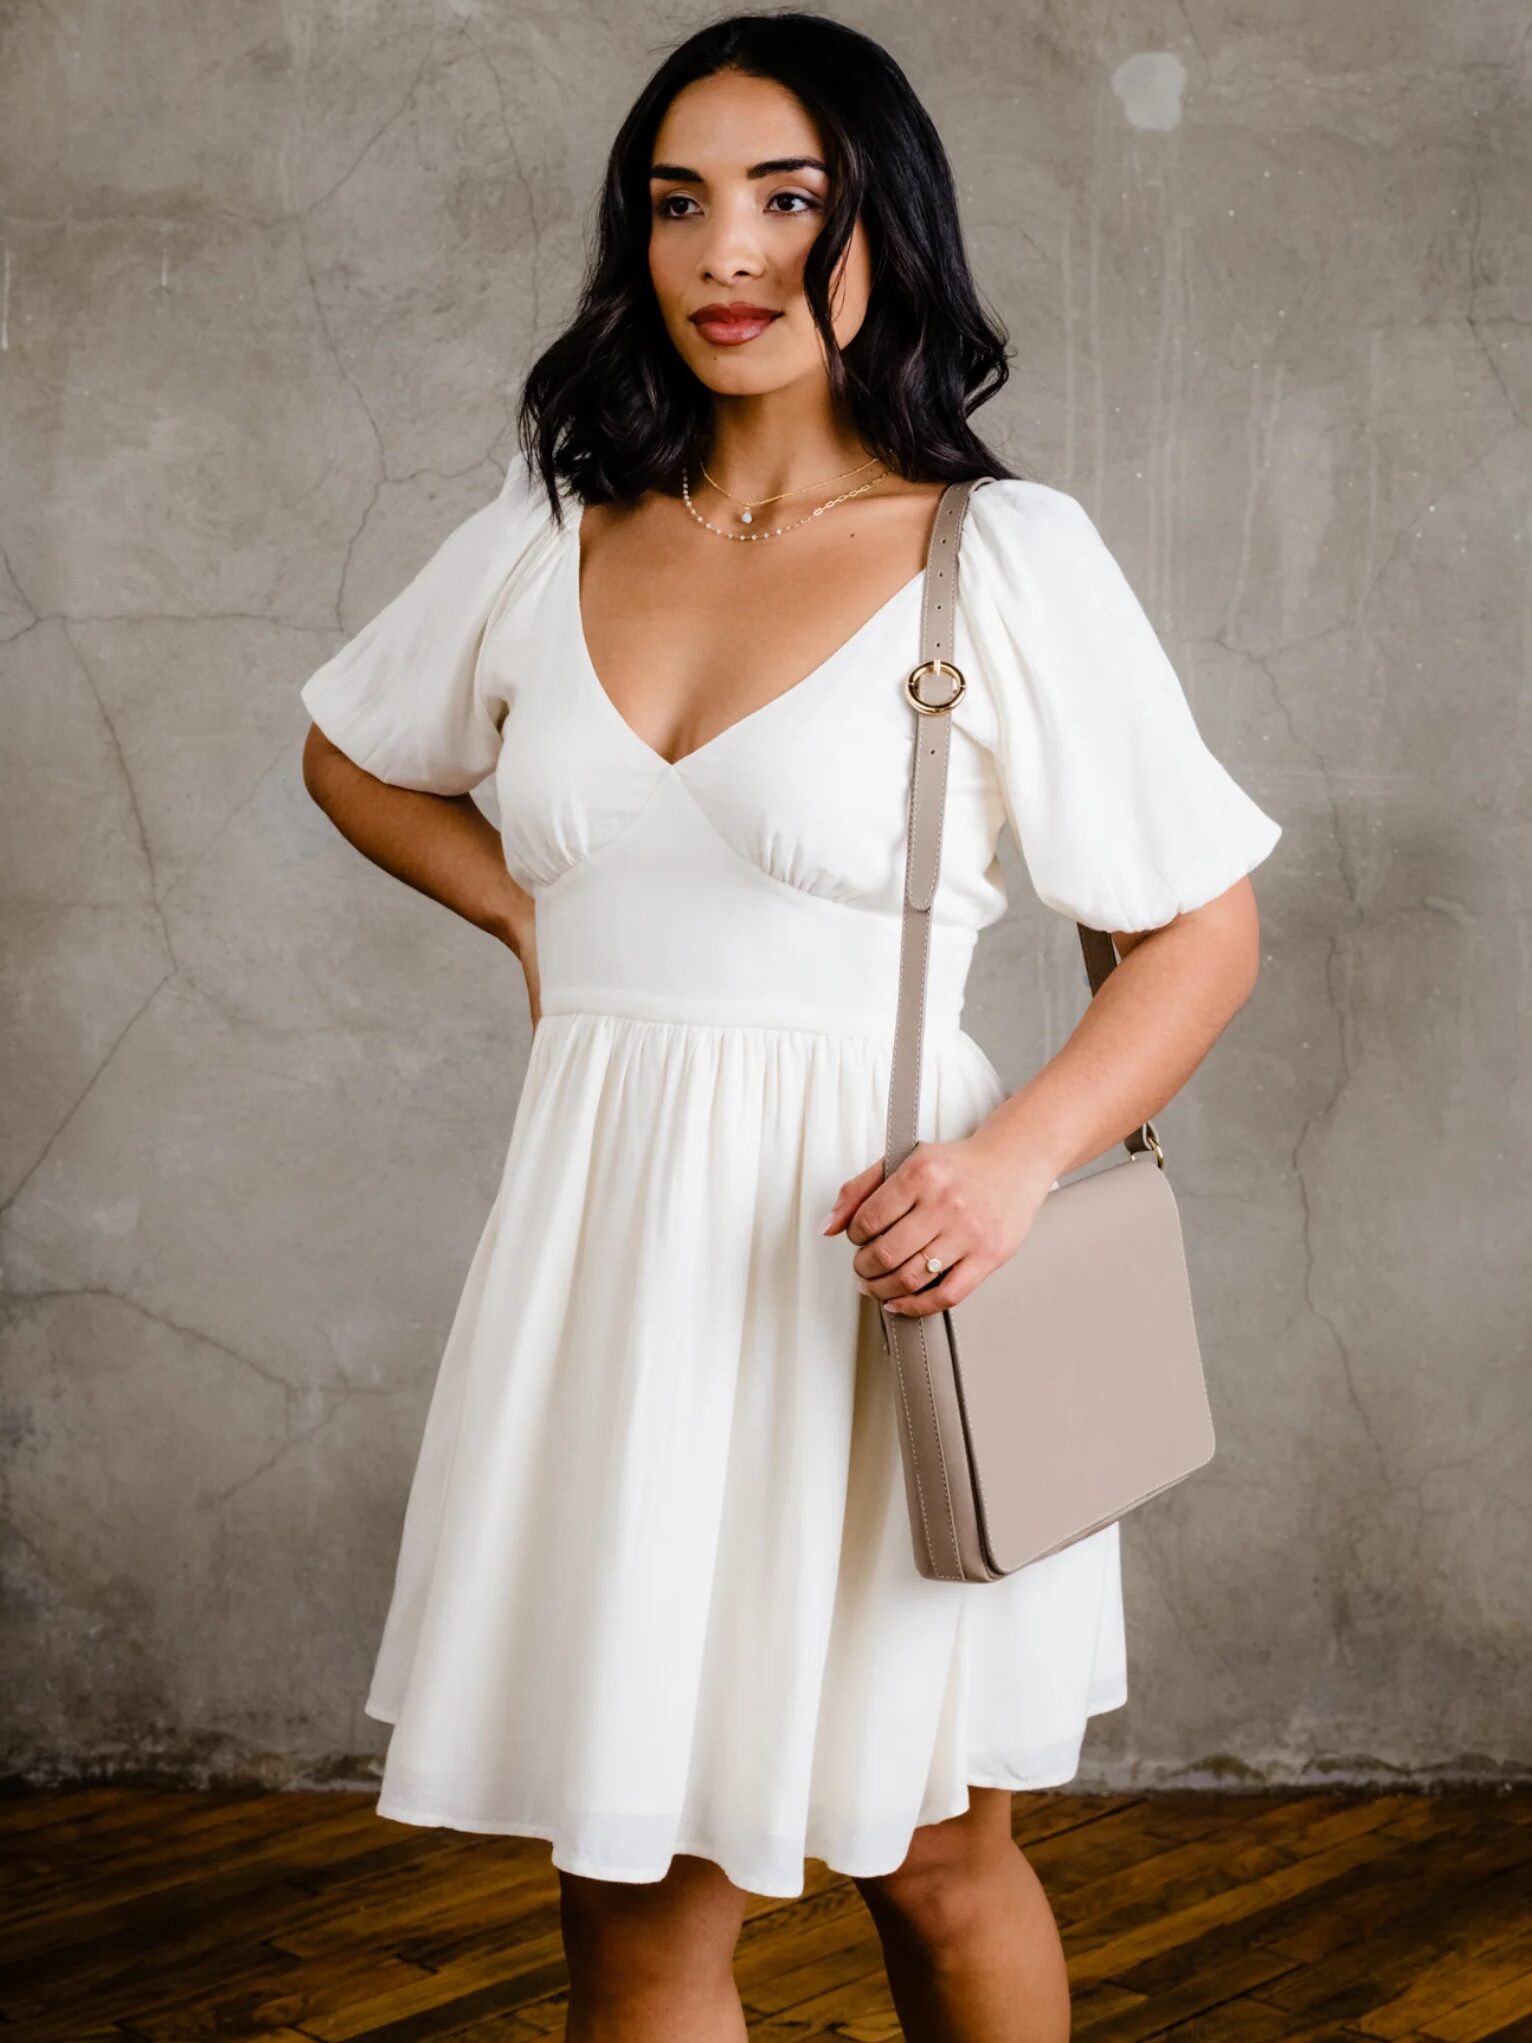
left=690, top=303, right=781, bottom=347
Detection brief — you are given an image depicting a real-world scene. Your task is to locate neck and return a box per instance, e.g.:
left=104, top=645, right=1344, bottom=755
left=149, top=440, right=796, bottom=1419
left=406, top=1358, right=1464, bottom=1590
left=697, top=390, right=879, bottom=502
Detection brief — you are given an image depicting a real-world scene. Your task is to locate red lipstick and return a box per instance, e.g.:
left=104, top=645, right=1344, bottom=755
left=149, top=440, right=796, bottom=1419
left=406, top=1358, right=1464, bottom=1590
left=689, top=302, right=782, bottom=346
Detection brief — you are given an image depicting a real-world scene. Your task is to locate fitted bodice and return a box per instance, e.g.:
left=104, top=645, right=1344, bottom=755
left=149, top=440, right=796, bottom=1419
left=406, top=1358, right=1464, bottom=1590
left=488, top=530, right=1012, bottom=1041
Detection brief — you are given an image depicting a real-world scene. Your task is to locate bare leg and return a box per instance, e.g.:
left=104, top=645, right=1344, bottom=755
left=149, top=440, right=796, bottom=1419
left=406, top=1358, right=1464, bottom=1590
left=559, top=1852, right=751, bottom=2041
left=854, top=1788, right=1070, bottom=2043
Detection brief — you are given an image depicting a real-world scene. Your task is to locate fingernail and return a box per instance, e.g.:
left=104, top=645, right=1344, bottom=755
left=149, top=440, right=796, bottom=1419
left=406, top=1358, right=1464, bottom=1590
left=818, top=1207, right=839, bottom=1233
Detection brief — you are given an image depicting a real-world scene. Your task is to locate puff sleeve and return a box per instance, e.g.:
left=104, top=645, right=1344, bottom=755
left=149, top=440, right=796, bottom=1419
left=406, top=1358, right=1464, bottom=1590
left=299, top=452, right=551, bottom=795
left=960, top=478, right=1282, bottom=934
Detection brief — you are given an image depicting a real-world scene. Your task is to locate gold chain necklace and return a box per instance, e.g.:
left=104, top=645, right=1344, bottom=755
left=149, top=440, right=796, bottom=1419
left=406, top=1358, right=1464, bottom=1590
left=698, top=452, right=882, bottom=529
left=680, top=462, right=888, bottom=543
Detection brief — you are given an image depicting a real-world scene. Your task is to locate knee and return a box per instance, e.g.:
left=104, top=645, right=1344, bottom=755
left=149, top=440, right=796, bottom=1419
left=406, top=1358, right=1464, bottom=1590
left=856, top=1831, right=1001, bottom=1953
left=559, top=1875, right=653, bottom=1978
left=558, top=1858, right=745, bottom=1989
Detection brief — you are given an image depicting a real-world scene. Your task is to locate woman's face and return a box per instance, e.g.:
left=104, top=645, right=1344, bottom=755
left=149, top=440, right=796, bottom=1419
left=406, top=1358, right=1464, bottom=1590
left=647, top=69, right=872, bottom=397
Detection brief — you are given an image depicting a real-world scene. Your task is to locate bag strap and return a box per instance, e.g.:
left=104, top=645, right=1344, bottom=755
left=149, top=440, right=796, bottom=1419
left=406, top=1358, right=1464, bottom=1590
left=882, top=476, right=1162, bottom=1182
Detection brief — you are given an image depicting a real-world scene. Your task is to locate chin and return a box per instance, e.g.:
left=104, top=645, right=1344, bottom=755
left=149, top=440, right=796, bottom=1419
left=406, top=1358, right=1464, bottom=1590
left=686, top=357, right=799, bottom=399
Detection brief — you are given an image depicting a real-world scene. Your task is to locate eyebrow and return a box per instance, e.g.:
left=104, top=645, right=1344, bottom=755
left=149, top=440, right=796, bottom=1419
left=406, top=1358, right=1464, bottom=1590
left=649, top=156, right=827, bottom=181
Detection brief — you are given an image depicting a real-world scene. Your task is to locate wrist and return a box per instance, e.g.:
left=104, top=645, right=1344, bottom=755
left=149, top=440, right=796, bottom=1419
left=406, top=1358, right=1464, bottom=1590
left=968, top=1095, right=1073, bottom=1191
left=481, top=877, right=534, bottom=955
left=482, top=899, right=528, bottom=955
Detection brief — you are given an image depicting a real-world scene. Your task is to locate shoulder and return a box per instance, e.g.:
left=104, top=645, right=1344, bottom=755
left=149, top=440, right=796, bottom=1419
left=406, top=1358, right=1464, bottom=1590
left=963, top=476, right=1105, bottom=567
left=961, top=477, right=1149, bottom=630
left=495, top=446, right=569, bottom=534
left=412, top=446, right=567, bottom=609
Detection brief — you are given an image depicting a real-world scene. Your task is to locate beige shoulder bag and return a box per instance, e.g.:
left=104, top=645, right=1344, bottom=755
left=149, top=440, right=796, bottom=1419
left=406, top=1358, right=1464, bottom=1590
left=877, top=476, right=1216, bottom=1583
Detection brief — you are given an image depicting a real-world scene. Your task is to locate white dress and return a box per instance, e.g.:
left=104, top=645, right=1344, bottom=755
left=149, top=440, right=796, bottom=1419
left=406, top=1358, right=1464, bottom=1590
left=300, top=453, right=1281, bottom=1898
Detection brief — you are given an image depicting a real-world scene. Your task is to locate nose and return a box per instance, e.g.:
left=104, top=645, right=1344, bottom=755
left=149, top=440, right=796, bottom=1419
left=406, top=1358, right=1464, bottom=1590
left=700, top=195, right=767, bottom=286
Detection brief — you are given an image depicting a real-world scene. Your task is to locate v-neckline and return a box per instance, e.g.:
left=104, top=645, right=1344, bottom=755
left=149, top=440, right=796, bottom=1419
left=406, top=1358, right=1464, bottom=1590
left=566, top=504, right=926, bottom=773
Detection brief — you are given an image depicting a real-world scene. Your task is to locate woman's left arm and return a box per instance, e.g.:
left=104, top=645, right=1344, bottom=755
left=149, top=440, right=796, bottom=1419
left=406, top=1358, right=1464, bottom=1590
left=822, top=875, right=1262, bottom=1317
left=824, top=478, right=1283, bottom=1316
left=977, top=875, right=1262, bottom=1186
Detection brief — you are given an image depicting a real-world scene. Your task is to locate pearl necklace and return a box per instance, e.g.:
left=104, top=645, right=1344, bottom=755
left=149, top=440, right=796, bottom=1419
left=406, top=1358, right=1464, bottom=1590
left=698, top=452, right=883, bottom=527
left=680, top=462, right=888, bottom=542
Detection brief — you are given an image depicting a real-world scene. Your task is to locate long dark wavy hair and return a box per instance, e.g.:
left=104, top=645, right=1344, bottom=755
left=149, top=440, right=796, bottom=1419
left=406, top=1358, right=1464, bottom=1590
left=518, top=9, right=1021, bottom=520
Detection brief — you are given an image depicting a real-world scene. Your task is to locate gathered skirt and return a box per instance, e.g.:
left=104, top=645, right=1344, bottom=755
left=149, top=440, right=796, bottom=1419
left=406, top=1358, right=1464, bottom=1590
left=363, top=1006, right=1127, bottom=1900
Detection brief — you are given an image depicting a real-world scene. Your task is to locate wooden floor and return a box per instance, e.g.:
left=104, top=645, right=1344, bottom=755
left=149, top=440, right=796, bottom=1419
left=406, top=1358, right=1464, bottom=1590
left=1, top=1787, right=1529, bottom=2041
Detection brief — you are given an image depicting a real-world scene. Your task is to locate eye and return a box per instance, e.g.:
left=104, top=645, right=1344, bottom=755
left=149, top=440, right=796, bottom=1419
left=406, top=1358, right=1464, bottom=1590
left=655, top=192, right=700, bottom=219
left=766, top=190, right=820, bottom=214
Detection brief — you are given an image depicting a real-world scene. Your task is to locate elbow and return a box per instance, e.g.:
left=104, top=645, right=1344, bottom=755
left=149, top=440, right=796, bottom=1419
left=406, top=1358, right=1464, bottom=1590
left=1221, top=875, right=1265, bottom=1011
left=301, top=721, right=342, bottom=808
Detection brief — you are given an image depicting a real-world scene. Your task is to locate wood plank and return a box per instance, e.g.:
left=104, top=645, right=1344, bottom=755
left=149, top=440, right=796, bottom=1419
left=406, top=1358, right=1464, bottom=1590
left=734, top=1882, right=880, bottom=2011
left=1026, top=1796, right=1246, bottom=1904
left=0, top=1812, right=400, bottom=1997
left=1055, top=1794, right=1423, bottom=1943
left=399, top=2022, right=553, bottom=2042
left=1250, top=1862, right=1532, bottom=2020
left=0, top=1785, right=164, bottom=1850
left=1, top=1787, right=347, bottom=1910
left=1008, top=1792, right=1147, bottom=1848
left=743, top=1961, right=896, bottom=2041
left=1359, top=1920, right=1532, bottom=2039
left=59, top=1949, right=428, bottom=2043
left=301, top=1934, right=571, bottom=2041
left=1113, top=2002, right=1295, bottom=2041
left=495, top=1995, right=569, bottom=2037
left=2, top=1787, right=1528, bottom=2041
left=1065, top=1831, right=1402, bottom=1990
left=0, top=1836, right=464, bottom=2010
left=1073, top=1945, right=1304, bottom=2040
left=0, top=1798, right=384, bottom=1959
left=16, top=1964, right=306, bottom=2043
left=740, top=1926, right=888, bottom=2020
left=1258, top=1823, right=1532, bottom=1964
left=280, top=1853, right=556, bottom=1961
left=1380, top=1797, right=1521, bottom=1845
left=1418, top=1962, right=1532, bottom=2043
left=1067, top=1979, right=1153, bottom=2032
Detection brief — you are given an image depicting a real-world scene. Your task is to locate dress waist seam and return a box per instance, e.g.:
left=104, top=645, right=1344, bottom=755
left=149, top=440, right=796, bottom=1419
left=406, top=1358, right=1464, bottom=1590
left=536, top=997, right=965, bottom=1049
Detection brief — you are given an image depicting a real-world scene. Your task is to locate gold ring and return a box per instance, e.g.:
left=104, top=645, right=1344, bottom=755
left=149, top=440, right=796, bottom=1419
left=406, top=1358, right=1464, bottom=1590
left=925, top=1255, right=944, bottom=1276
left=906, top=660, right=965, bottom=713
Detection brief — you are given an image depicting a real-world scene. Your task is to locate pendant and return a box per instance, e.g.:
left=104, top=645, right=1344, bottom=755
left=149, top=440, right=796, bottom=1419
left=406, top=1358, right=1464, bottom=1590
left=739, top=506, right=754, bottom=526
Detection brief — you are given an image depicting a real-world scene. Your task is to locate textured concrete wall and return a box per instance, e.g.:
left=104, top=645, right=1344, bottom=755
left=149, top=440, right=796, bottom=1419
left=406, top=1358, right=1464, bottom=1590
left=2, top=1, right=1527, bottom=1791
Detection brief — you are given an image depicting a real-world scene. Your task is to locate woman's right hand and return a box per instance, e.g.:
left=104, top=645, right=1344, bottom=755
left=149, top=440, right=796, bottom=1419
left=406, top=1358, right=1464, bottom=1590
left=302, top=731, right=541, bottom=993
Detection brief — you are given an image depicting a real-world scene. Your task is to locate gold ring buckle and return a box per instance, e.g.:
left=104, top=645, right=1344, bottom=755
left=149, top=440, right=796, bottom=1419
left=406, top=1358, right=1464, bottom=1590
left=906, top=659, right=966, bottom=713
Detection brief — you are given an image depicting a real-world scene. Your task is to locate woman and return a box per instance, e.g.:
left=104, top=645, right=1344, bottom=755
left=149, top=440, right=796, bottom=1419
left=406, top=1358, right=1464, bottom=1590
left=300, top=12, right=1280, bottom=2040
